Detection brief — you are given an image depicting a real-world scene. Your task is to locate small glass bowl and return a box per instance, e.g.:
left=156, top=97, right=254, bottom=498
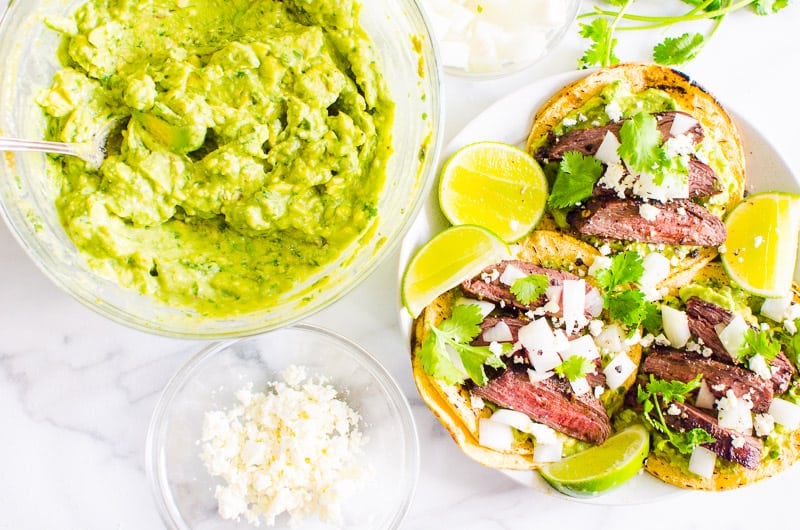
left=145, top=324, right=420, bottom=530
left=421, top=0, right=581, bottom=79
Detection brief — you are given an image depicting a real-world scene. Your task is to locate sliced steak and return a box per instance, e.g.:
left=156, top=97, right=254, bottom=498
left=462, top=260, right=599, bottom=315
left=594, top=158, right=718, bottom=199
left=568, top=198, right=726, bottom=246
left=538, top=111, right=704, bottom=161
left=665, top=401, right=762, bottom=469
left=769, top=352, right=795, bottom=395
left=471, top=369, right=611, bottom=444
left=685, top=297, right=734, bottom=363
left=642, top=347, right=773, bottom=413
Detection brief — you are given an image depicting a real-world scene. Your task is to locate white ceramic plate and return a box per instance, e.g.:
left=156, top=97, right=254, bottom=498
left=398, top=70, right=800, bottom=505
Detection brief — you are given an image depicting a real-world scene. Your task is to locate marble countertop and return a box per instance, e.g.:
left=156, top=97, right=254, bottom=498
left=2, top=2, right=800, bottom=529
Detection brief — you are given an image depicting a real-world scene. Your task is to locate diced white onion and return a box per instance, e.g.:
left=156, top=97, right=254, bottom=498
left=688, top=445, right=716, bottom=478
left=544, top=285, right=562, bottom=313
left=528, top=348, right=562, bottom=373
left=761, top=295, right=792, bottom=323
left=560, top=335, right=600, bottom=361
left=552, top=329, right=570, bottom=352
left=528, top=422, right=559, bottom=444
left=482, top=321, right=514, bottom=343
left=603, top=352, right=636, bottom=390
left=499, top=264, right=528, bottom=286
left=533, top=441, right=563, bottom=463
left=584, top=287, right=604, bottom=318
left=439, top=39, right=470, bottom=70
left=662, top=306, right=690, bottom=349
left=527, top=368, right=555, bottom=383
left=478, top=418, right=514, bottom=451
left=640, top=252, right=671, bottom=287
left=768, top=398, right=800, bottom=429
left=595, top=323, right=625, bottom=353
left=562, top=279, right=586, bottom=334
left=695, top=381, right=716, bottom=410
left=748, top=354, right=772, bottom=380
left=594, top=130, right=621, bottom=166
left=716, top=316, right=749, bottom=361
left=490, top=408, right=534, bottom=432
left=669, top=113, right=698, bottom=137
left=456, top=297, right=495, bottom=318
left=519, top=317, right=554, bottom=349
left=570, top=376, right=591, bottom=396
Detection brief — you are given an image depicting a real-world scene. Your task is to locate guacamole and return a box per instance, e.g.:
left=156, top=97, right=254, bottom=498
left=36, top=0, right=394, bottom=316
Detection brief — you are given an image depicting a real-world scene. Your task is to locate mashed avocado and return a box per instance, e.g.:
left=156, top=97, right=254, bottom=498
left=37, top=0, right=394, bottom=316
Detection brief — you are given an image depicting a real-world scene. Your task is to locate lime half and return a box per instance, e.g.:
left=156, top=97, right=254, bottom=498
left=539, top=424, right=649, bottom=497
left=721, top=192, right=800, bottom=298
left=438, top=141, right=548, bottom=242
left=401, top=224, right=509, bottom=318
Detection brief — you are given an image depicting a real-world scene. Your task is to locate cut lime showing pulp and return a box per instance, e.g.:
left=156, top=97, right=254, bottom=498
left=402, top=225, right=509, bottom=318
left=438, top=141, right=548, bottom=242
left=539, top=424, right=649, bottom=497
left=721, top=192, right=800, bottom=298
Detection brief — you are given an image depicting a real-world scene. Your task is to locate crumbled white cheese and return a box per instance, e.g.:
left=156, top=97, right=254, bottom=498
left=605, top=100, right=623, bottom=122
left=200, top=366, right=367, bottom=527
left=597, top=162, right=629, bottom=199
left=588, top=319, right=604, bottom=337
left=717, top=389, right=754, bottom=434
left=599, top=244, right=612, bottom=256
left=731, top=435, right=746, bottom=449
left=749, top=354, right=773, bottom=380
left=638, top=203, right=660, bottom=222
left=664, top=134, right=695, bottom=158
left=561, top=116, right=577, bottom=127
left=666, top=403, right=682, bottom=416
left=754, top=413, right=775, bottom=437
left=470, top=394, right=486, bottom=410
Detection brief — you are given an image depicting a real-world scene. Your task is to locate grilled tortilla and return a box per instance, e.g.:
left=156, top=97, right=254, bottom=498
left=635, top=262, right=800, bottom=490
left=410, top=230, right=642, bottom=470
left=525, top=63, right=745, bottom=276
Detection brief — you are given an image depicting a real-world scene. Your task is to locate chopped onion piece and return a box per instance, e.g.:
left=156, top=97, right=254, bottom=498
left=456, top=297, right=495, bottom=318
left=569, top=376, right=591, bottom=396
left=688, top=446, right=716, bottom=478
left=478, top=418, right=513, bottom=451
left=533, top=441, right=563, bottom=463
left=640, top=252, right=671, bottom=287
left=662, top=306, right=690, bottom=348
left=761, top=295, right=792, bottom=323
left=695, top=381, right=716, bottom=410
left=716, top=315, right=749, bottom=360
left=768, top=398, right=800, bottom=429
left=594, top=131, right=621, bottom=166
left=595, top=323, right=624, bottom=353
left=499, top=264, right=528, bottom=286
left=543, top=285, right=562, bottom=313
left=749, top=354, right=772, bottom=380
left=560, top=335, right=600, bottom=361
left=528, top=422, right=559, bottom=444
left=483, top=321, right=514, bottom=343
left=528, top=348, right=562, bottom=373
left=603, top=352, right=636, bottom=390
left=527, top=368, right=554, bottom=383
left=519, top=317, right=554, bottom=351
left=562, top=279, right=586, bottom=334
left=490, top=408, right=534, bottom=432
left=669, top=113, right=698, bottom=137
left=584, top=287, right=604, bottom=318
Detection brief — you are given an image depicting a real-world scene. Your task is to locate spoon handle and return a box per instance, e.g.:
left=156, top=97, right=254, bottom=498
left=0, top=136, right=99, bottom=166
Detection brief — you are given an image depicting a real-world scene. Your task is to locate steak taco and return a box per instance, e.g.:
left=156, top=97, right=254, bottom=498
left=525, top=63, right=745, bottom=277
left=410, top=230, right=650, bottom=469
left=622, top=262, right=800, bottom=490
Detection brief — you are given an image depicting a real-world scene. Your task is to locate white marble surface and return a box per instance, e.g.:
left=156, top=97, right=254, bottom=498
left=1, top=2, right=800, bottom=529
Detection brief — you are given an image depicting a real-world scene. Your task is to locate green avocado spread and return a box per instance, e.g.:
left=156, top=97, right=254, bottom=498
left=37, top=0, right=394, bottom=317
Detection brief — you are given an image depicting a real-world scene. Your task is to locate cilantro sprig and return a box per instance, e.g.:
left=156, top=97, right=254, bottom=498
left=618, top=112, right=689, bottom=186
left=510, top=273, right=549, bottom=305
left=578, top=0, right=789, bottom=68
left=592, top=251, right=662, bottom=332
left=637, top=374, right=715, bottom=454
left=737, top=327, right=781, bottom=363
left=419, top=304, right=509, bottom=386
left=555, top=355, right=595, bottom=382
left=547, top=151, right=604, bottom=209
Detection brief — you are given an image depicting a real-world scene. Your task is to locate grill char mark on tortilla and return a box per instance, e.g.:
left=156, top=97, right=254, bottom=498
left=568, top=198, right=726, bottom=246
left=471, top=369, right=611, bottom=445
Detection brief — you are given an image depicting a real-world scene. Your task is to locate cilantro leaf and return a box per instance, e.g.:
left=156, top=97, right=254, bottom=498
left=739, top=327, right=781, bottom=362
left=653, top=32, right=705, bottom=65
left=606, top=290, right=659, bottom=329
left=776, top=323, right=800, bottom=365
left=547, top=151, right=604, bottom=209
left=510, top=273, right=549, bottom=305
left=618, top=112, right=662, bottom=176
left=555, top=355, right=595, bottom=382
left=418, top=304, right=508, bottom=386
left=753, top=0, right=789, bottom=15
left=637, top=374, right=715, bottom=455
left=594, top=250, right=644, bottom=291
left=578, top=18, right=619, bottom=69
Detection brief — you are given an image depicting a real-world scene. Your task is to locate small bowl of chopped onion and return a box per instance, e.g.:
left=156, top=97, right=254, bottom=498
left=421, top=0, right=581, bottom=78
left=146, top=324, right=419, bottom=529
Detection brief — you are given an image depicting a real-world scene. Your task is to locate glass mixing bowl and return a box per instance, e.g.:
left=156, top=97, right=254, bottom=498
left=145, top=324, right=420, bottom=529
left=0, top=0, right=442, bottom=338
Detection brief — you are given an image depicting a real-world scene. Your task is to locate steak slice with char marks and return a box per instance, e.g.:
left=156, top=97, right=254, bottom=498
left=568, top=198, right=726, bottom=246
left=471, top=369, right=611, bottom=445
left=642, top=347, right=773, bottom=413
left=685, top=297, right=795, bottom=393
left=665, top=401, right=762, bottom=469
left=537, top=111, right=704, bottom=161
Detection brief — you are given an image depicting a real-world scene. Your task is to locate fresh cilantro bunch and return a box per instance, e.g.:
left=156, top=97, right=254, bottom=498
left=579, top=0, right=789, bottom=68
left=637, top=374, right=716, bottom=454
left=594, top=251, right=661, bottom=331
left=419, top=303, right=509, bottom=386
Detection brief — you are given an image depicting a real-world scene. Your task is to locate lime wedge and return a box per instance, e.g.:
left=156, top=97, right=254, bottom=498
left=401, top=224, right=509, bottom=318
left=721, top=192, right=800, bottom=298
left=539, top=424, right=649, bottom=497
left=438, top=141, right=548, bottom=242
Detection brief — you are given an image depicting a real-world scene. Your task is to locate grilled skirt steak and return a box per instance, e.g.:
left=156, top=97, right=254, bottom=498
left=642, top=347, right=773, bottom=413
left=471, top=369, right=611, bottom=444
left=665, top=401, right=762, bottom=469
left=568, top=198, right=726, bottom=246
